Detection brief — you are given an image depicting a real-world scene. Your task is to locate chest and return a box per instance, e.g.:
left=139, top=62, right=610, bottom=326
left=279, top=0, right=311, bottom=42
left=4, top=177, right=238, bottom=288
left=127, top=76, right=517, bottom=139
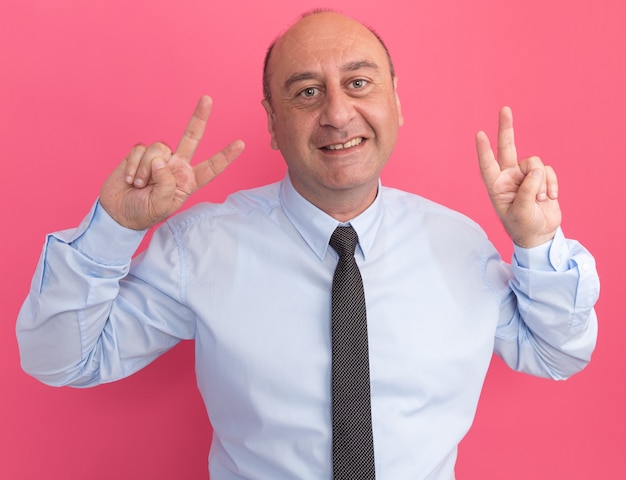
left=188, top=227, right=499, bottom=411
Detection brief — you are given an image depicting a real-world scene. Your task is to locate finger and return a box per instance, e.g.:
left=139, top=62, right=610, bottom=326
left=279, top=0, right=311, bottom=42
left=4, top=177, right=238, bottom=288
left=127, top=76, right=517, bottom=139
left=475, top=130, right=500, bottom=189
left=175, top=95, right=212, bottom=162
left=149, top=157, right=177, bottom=219
left=497, top=106, right=517, bottom=169
left=515, top=167, right=545, bottom=212
left=134, top=142, right=172, bottom=188
left=194, top=140, right=245, bottom=188
left=519, top=156, right=547, bottom=201
left=124, top=144, right=146, bottom=185
left=545, top=165, right=559, bottom=199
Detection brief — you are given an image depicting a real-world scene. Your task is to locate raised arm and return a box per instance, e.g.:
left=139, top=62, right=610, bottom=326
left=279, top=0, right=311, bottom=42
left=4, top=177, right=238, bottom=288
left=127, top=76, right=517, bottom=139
left=17, top=96, right=244, bottom=386
left=475, top=107, right=561, bottom=248
left=100, top=95, right=244, bottom=230
left=477, top=108, right=599, bottom=379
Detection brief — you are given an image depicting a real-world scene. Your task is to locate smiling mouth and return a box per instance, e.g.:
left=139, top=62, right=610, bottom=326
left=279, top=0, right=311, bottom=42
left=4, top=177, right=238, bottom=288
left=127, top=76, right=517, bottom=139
left=323, top=137, right=364, bottom=150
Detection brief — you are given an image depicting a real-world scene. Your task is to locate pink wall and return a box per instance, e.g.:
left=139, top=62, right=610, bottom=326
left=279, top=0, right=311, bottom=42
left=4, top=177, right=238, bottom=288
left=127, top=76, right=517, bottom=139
left=2, top=0, right=624, bottom=478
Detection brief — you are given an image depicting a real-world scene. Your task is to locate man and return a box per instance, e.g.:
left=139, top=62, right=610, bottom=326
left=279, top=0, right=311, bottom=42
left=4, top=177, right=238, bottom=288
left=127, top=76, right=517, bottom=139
left=17, top=10, right=599, bottom=479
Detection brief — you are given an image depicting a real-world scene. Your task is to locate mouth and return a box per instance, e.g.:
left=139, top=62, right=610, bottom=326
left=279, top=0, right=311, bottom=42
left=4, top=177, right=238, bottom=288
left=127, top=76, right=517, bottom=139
left=322, top=137, right=364, bottom=151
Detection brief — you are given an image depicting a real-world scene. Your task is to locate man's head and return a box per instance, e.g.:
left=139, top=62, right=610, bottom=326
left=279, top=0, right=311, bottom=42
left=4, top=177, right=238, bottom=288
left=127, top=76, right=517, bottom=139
left=261, top=11, right=404, bottom=220
left=263, top=10, right=396, bottom=104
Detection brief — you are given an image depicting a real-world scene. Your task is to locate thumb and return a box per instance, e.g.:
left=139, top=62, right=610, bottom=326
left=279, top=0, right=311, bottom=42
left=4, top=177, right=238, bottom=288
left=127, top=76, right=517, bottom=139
left=515, top=167, right=545, bottom=210
left=149, top=157, right=177, bottom=211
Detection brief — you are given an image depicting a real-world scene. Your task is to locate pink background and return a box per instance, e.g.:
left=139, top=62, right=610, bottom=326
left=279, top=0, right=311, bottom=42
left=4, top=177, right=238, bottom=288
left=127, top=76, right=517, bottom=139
left=1, top=0, right=624, bottom=478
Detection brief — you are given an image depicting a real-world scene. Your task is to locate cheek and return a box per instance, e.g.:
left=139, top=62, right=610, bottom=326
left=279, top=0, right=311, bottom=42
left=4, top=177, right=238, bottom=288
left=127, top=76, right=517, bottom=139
left=275, top=115, right=313, bottom=150
left=374, top=101, right=401, bottom=140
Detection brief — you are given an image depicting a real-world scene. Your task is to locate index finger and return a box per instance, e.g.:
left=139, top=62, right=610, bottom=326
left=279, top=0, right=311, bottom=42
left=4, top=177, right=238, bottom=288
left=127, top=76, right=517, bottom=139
left=175, top=95, right=212, bottom=161
left=497, top=106, right=518, bottom=169
left=475, top=130, right=500, bottom=189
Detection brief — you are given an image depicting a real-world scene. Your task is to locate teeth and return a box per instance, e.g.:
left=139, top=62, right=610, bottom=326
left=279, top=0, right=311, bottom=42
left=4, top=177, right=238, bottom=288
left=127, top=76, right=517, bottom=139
left=326, top=138, right=363, bottom=150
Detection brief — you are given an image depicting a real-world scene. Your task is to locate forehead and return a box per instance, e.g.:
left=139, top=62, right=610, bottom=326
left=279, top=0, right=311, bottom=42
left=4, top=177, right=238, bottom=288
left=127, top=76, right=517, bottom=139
left=268, top=13, right=388, bottom=83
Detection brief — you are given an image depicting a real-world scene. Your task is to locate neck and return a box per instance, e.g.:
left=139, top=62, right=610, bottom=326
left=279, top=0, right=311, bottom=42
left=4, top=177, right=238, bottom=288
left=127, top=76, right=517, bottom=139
left=290, top=175, right=379, bottom=222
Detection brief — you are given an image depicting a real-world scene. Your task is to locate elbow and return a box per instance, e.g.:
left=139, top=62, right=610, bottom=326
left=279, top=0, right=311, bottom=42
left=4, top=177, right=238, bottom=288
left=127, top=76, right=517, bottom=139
left=529, top=312, right=598, bottom=381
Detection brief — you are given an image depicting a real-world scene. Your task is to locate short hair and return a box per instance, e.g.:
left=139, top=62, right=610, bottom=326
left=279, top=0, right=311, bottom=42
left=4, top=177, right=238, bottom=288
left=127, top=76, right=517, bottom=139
left=262, top=11, right=396, bottom=103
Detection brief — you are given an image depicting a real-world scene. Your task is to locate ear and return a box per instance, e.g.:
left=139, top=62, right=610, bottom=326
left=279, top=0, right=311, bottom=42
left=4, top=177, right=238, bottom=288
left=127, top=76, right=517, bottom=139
left=261, top=98, right=280, bottom=150
left=393, top=77, right=404, bottom=127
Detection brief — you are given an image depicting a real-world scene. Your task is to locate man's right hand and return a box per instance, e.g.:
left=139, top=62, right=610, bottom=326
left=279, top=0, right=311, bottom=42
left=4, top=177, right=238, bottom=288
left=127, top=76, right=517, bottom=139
left=99, top=95, right=245, bottom=230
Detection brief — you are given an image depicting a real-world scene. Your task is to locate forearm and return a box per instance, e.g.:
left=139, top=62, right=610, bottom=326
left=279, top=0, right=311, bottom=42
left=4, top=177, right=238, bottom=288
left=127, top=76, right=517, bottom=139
left=16, top=202, right=146, bottom=386
left=494, top=228, right=600, bottom=379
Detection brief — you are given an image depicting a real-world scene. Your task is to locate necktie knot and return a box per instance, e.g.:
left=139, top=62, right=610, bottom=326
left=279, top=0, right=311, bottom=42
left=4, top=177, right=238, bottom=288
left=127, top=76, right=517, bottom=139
left=330, top=225, right=359, bottom=258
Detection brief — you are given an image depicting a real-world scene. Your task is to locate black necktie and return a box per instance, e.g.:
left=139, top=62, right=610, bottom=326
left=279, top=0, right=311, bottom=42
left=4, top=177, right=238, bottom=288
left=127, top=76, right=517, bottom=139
left=329, top=225, right=376, bottom=479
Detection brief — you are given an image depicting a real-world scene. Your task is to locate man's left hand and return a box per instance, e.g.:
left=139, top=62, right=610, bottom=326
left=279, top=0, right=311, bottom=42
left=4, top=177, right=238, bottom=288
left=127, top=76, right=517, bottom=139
left=476, top=106, right=562, bottom=248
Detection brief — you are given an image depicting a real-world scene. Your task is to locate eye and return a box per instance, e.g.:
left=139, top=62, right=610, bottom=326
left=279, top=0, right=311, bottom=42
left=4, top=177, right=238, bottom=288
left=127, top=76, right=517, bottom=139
left=350, top=79, right=368, bottom=89
left=299, top=87, right=319, bottom=98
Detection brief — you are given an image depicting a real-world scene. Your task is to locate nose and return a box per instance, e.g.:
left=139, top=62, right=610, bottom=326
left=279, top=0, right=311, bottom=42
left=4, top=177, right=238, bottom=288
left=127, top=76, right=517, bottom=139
left=319, top=86, right=355, bottom=129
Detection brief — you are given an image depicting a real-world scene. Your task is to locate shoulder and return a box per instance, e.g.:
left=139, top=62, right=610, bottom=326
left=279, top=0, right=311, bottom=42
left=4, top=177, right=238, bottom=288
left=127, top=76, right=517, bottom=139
left=165, top=182, right=282, bottom=234
left=378, top=187, right=500, bottom=274
left=380, top=186, right=486, bottom=237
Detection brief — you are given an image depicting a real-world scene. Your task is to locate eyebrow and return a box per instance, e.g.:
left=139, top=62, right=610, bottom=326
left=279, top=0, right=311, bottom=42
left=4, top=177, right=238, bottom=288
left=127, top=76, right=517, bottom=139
left=283, top=60, right=380, bottom=92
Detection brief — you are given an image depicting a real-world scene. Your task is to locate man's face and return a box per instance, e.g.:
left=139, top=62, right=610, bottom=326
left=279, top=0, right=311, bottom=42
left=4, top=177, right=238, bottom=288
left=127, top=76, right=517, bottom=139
left=263, top=13, right=403, bottom=216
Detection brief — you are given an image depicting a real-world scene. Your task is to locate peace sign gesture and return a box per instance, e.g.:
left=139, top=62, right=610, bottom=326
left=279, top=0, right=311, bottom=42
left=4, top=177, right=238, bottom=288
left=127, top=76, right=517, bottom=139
left=476, top=107, right=562, bottom=248
left=100, top=96, right=245, bottom=230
